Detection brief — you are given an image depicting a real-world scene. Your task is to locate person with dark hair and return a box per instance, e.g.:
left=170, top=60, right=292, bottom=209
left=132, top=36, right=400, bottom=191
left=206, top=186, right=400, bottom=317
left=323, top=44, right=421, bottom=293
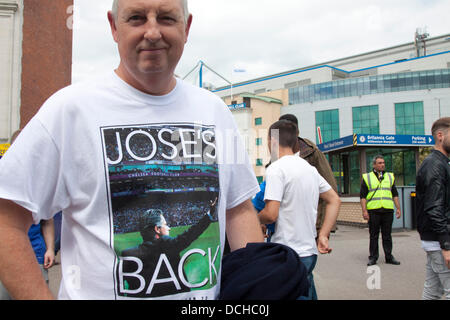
left=278, top=114, right=338, bottom=234
left=258, top=120, right=341, bottom=300
left=121, top=200, right=217, bottom=298
left=360, top=155, right=401, bottom=266
left=416, top=117, right=450, bottom=300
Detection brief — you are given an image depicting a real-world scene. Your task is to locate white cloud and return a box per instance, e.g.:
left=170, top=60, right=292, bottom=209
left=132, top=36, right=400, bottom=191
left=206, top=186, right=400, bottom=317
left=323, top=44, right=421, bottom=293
left=72, top=0, right=450, bottom=86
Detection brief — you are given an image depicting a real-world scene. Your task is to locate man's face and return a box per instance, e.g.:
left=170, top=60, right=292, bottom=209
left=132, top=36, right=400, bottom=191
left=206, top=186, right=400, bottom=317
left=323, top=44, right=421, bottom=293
left=109, top=0, right=192, bottom=80
left=156, top=216, right=171, bottom=236
left=373, top=158, right=385, bottom=172
left=440, top=129, right=450, bottom=155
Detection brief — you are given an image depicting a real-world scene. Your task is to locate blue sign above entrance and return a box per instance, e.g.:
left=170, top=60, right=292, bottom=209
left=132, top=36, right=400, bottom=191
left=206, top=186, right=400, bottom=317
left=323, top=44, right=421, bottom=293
left=228, top=103, right=247, bottom=110
left=318, top=134, right=435, bottom=153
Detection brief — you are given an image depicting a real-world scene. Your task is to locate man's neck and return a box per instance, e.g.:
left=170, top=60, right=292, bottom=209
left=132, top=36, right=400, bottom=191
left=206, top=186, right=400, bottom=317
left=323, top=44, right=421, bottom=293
left=115, top=66, right=176, bottom=96
left=278, top=147, right=294, bottom=159
left=434, top=145, right=449, bottom=158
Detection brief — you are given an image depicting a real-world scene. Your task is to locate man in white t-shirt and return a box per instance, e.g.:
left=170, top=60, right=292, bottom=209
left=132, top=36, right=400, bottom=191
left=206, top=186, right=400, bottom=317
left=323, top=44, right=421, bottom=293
left=0, top=0, right=263, bottom=300
left=259, top=120, right=341, bottom=300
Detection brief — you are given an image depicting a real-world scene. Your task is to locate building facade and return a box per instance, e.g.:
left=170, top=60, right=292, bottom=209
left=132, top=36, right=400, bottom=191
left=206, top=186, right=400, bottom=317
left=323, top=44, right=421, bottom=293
left=0, top=0, right=73, bottom=143
left=223, top=91, right=285, bottom=183
left=215, top=33, right=450, bottom=227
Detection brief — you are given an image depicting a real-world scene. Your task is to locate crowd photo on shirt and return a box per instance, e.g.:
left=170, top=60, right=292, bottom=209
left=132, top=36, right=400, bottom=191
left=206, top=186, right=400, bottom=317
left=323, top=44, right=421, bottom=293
left=0, top=0, right=449, bottom=303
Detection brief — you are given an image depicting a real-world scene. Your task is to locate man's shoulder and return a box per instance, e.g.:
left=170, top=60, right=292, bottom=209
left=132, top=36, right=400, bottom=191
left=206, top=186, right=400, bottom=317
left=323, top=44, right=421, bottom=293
left=272, top=155, right=314, bottom=174
left=418, top=151, right=449, bottom=178
left=299, top=137, right=317, bottom=148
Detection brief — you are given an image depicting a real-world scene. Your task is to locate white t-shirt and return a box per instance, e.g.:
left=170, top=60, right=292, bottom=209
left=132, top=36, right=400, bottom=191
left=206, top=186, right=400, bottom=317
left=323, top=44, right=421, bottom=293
left=264, top=155, right=331, bottom=257
left=0, top=72, right=259, bottom=300
left=421, top=241, right=441, bottom=252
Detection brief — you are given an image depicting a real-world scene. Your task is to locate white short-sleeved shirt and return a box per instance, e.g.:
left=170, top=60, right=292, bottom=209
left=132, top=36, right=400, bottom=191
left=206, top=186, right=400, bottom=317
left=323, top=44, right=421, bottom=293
left=0, top=72, right=259, bottom=300
left=264, top=155, right=331, bottom=257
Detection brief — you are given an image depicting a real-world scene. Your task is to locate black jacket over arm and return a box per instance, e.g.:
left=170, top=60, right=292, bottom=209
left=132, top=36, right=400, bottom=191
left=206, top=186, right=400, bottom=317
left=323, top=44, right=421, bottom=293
left=416, top=150, right=450, bottom=250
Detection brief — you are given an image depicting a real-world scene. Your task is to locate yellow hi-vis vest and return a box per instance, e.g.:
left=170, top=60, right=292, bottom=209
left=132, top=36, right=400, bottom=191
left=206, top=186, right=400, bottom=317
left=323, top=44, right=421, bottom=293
left=362, top=172, right=394, bottom=210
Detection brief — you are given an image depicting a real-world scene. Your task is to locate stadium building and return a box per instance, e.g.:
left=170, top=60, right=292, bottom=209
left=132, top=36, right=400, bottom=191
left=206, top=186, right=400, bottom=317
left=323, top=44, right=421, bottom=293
left=212, top=32, right=450, bottom=228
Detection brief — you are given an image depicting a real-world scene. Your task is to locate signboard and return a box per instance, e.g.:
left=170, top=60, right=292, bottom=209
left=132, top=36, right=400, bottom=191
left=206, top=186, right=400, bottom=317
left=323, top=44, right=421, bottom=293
left=356, top=134, right=434, bottom=147
left=228, top=103, right=246, bottom=110
left=318, top=134, right=434, bottom=153
left=0, top=144, right=10, bottom=159
left=318, top=135, right=354, bottom=153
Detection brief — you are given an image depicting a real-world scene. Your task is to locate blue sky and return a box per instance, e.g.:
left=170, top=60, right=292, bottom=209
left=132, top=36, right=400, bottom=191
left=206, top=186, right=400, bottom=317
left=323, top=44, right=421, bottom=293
left=72, top=0, right=450, bottom=87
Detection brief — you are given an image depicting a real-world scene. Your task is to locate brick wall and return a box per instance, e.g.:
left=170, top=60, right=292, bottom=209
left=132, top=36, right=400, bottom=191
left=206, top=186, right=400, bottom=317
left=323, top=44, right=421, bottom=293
left=20, top=0, right=73, bottom=127
left=337, top=201, right=368, bottom=228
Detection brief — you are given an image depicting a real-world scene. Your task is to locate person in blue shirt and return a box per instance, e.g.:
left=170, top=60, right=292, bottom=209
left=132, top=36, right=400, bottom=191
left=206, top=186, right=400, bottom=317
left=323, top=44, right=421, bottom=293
left=0, top=219, right=55, bottom=300
left=252, top=180, right=275, bottom=241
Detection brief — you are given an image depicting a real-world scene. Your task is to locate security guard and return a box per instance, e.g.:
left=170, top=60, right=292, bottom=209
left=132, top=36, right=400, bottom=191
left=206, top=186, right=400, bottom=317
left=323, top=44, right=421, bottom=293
left=360, top=155, right=402, bottom=266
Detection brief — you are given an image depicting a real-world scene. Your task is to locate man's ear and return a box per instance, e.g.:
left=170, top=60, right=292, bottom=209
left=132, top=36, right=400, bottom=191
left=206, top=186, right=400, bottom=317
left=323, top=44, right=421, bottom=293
left=107, top=11, right=119, bottom=43
left=184, top=14, right=193, bottom=43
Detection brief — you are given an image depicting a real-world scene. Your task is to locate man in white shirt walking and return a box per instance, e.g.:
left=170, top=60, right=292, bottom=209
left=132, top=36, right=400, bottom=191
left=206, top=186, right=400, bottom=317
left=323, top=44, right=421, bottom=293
left=258, top=119, right=341, bottom=300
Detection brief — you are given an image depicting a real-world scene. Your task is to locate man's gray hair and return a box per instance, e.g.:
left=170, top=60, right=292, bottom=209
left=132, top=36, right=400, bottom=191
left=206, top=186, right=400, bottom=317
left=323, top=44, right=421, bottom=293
left=372, top=154, right=384, bottom=165
left=111, top=0, right=189, bottom=23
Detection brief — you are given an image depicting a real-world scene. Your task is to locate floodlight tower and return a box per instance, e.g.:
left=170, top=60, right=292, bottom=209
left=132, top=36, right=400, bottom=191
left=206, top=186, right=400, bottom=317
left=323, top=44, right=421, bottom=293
left=414, top=27, right=429, bottom=57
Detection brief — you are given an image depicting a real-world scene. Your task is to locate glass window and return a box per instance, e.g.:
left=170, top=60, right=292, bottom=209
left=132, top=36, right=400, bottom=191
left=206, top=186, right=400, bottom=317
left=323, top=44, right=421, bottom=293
left=370, top=78, right=378, bottom=93
left=442, top=70, right=450, bottom=85
left=255, top=117, right=262, bottom=126
left=316, top=109, right=340, bottom=144
left=353, top=105, right=379, bottom=134
left=391, top=74, right=399, bottom=91
left=337, top=83, right=345, bottom=98
left=434, top=70, right=443, bottom=89
left=349, top=151, right=360, bottom=194
left=288, top=69, right=449, bottom=104
left=395, top=101, right=424, bottom=135
left=412, top=72, right=420, bottom=89
left=405, top=73, right=413, bottom=90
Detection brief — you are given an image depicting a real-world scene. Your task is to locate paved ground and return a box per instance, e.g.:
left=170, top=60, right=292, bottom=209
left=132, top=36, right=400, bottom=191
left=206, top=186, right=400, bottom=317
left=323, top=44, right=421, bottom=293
left=48, top=225, right=428, bottom=300
left=315, top=225, right=426, bottom=300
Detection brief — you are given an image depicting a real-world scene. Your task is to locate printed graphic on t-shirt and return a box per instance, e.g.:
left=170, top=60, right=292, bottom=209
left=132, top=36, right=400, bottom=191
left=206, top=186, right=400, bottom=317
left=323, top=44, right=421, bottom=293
left=101, top=123, right=220, bottom=299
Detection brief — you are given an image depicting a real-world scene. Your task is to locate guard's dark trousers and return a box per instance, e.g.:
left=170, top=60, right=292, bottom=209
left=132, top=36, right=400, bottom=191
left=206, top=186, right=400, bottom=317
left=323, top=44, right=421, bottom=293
left=368, top=212, right=394, bottom=261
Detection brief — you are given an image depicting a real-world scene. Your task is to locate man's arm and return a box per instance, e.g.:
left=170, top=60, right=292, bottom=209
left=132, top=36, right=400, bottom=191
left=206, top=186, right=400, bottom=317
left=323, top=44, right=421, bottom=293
left=360, top=198, right=369, bottom=221
left=421, top=165, right=450, bottom=267
left=0, top=199, right=54, bottom=299
left=391, top=183, right=401, bottom=219
left=393, top=197, right=401, bottom=219
left=41, top=219, right=55, bottom=269
left=317, top=189, right=341, bottom=254
left=360, top=180, right=369, bottom=221
left=258, top=200, right=280, bottom=225
left=226, top=199, right=264, bottom=252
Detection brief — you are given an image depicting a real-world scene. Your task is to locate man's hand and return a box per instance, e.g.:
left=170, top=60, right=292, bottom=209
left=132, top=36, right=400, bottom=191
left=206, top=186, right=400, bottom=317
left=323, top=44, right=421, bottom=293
left=443, top=250, right=450, bottom=269
left=362, top=210, right=369, bottom=221
left=395, top=208, right=401, bottom=219
left=261, top=224, right=268, bottom=239
left=317, top=235, right=332, bottom=254
left=208, top=196, right=219, bottom=220
left=44, top=249, right=55, bottom=269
